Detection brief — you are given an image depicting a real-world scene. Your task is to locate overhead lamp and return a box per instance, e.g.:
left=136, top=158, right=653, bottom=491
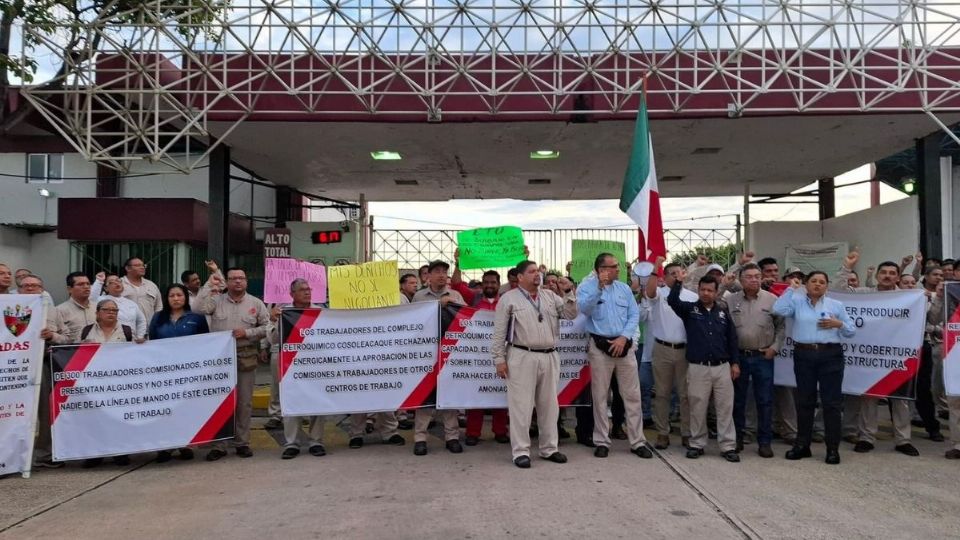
left=370, top=151, right=402, bottom=161
left=901, top=178, right=916, bottom=194
left=37, top=188, right=52, bottom=198
left=529, top=150, right=560, bottom=159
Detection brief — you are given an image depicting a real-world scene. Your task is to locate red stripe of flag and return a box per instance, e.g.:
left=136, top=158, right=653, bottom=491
left=190, top=388, right=237, bottom=445
left=51, top=344, right=100, bottom=425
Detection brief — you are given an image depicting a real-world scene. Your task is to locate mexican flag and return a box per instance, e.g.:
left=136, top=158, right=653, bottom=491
left=618, top=93, right=666, bottom=263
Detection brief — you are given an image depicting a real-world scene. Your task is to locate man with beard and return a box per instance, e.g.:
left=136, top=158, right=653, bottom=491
left=462, top=270, right=510, bottom=445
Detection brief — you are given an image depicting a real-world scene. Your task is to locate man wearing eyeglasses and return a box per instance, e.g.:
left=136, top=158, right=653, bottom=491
left=121, top=257, right=163, bottom=319
left=195, top=267, right=270, bottom=461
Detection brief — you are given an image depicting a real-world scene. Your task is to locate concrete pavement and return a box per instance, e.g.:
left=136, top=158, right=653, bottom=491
left=2, top=418, right=959, bottom=540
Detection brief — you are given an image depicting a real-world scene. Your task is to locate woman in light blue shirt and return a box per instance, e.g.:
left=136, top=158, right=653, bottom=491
left=773, top=270, right=855, bottom=465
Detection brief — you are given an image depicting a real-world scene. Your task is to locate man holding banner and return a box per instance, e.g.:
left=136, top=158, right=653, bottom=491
left=577, top=253, right=652, bottom=459
left=493, top=260, right=578, bottom=468
left=412, top=260, right=466, bottom=456
left=195, top=268, right=270, bottom=461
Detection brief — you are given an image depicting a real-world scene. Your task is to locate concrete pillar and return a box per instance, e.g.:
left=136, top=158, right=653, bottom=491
left=818, top=177, right=835, bottom=221
left=96, top=165, right=119, bottom=198
left=947, top=160, right=958, bottom=258
left=916, top=134, right=942, bottom=260
left=208, top=144, right=230, bottom=266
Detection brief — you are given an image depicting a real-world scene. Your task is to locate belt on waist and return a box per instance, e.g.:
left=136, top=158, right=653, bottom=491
left=688, top=359, right=729, bottom=367
left=739, top=349, right=766, bottom=356
left=654, top=338, right=686, bottom=349
left=511, top=344, right=556, bottom=354
left=589, top=333, right=619, bottom=341
left=794, top=342, right=841, bottom=351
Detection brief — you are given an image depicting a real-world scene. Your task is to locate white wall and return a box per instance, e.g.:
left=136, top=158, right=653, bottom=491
left=748, top=197, right=920, bottom=273
left=0, top=153, right=97, bottom=226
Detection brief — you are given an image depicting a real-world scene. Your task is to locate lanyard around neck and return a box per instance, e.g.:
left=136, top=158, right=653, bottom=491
left=520, top=289, right=543, bottom=322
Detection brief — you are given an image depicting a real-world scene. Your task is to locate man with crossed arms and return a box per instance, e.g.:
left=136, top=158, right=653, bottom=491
left=577, top=252, right=653, bottom=459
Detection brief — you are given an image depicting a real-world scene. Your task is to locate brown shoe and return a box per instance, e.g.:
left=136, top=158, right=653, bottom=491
left=654, top=435, right=670, bottom=450
left=946, top=449, right=960, bottom=460
left=681, top=436, right=690, bottom=449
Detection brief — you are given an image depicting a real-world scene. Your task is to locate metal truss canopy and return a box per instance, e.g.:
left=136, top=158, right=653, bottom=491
left=19, top=0, right=960, bottom=173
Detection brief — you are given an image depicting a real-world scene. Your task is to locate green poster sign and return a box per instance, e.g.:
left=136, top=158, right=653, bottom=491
left=456, top=226, right=527, bottom=270
left=570, top=239, right=628, bottom=283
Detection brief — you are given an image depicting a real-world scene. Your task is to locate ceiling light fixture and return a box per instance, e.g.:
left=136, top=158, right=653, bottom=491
left=529, top=150, right=560, bottom=159
left=371, top=151, right=402, bottom=160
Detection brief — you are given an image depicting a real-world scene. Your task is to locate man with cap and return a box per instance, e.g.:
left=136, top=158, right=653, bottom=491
left=411, top=260, right=466, bottom=456
left=577, top=253, right=653, bottom=459
left=492, top=260, right=578, bottom=468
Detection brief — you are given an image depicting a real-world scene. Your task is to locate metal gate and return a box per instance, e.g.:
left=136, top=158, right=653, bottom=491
left=373, top=227, right=740, bottom=279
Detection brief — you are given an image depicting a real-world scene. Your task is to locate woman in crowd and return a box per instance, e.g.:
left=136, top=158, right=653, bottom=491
left=148, top=284, right=210, bottom=462
left=773, top=271, right=856, bottom=465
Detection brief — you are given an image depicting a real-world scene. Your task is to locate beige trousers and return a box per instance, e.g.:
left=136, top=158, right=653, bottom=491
left=506, top=348, right=560, bottom=459
left=268, top=352, right=282, bottom=421
left=932, top=344, right=948, bottom=411
left=858, top=397, right=911, bottom=445
left=687, top=363, right=736, bottom=452
left=842, top=396, right=861, bottom=438
left=213, top=369, right=255, bottom=450
left=588, top=341, right=647, bottom=449
left=652, top=342, right=690, bottom=437
left=949, top=396, right=960, bottom=451
left=283, top=416, right=325, bottom=449
left=413, top=408, right=459, bottom=443
left=351, top=412, right=400, bottom=441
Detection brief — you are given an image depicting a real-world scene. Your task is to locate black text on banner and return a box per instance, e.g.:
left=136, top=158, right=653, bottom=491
left=0, top=294, right=45, bottom=476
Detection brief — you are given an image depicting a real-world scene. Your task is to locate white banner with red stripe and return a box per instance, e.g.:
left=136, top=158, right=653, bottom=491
left=50, top=332, right=237, bottom=461
left=279, top=302, right=439, bottom=415
left=943, top=282, right=960, bottom=397
left=0, top=294, right=45, bottom=476
left=435, top=305, right=591, bottom=409
left=774, top=289, right=925, bottom=398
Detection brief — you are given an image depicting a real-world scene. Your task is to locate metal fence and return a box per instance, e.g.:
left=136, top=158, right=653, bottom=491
left=372, top=228, right=740, bottom=279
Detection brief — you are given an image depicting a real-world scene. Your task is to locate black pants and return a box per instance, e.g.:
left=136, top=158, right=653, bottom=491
left=915, top=342, right=942, bottom=436
left=794, top=346, right=844, bottom=450
left=575, top=374, right=625, bottom=441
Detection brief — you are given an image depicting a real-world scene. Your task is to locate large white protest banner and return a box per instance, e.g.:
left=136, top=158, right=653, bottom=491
left=50, top=332, right=237, bottom=461
left=774, top=289, right=925, bottom=398
left=435, top=305, right=591, bottom=409
left=279, top=302, right=439, bottom=415
left=943, top=282, right=960, bottom=397
left=0, top=295, right=44, bottom=477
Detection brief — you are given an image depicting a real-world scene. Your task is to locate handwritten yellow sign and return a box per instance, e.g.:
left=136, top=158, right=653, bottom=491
left=327, top=260, right=401, bottom=309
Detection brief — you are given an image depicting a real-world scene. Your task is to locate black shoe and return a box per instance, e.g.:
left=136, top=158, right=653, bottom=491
left=458, top=416, right=467, bottom=428
left=721, top=450, right=741, bottom=463
left=177, top=448, right=194, bottom=461
left=365, top=421, right=375, bottom=434
left=264, top=418, right=283, bottom=430
left=34, top=460, right=65, bottom=469
left=594, top=446, right=609, bottom=458
left=543, top=452, right=567, bottom=463
left=398, top=419, right=414, bottom=430
left=631, top=445, right=654, bottom=459
left=446, top=440, right=463, bottom=454
left=205, top=449, right=227, bottom=462
left=610, top=426, right=627, bottom=440
left=495, top=434, right=510, bottom=444
left=514, top=455, right=531, bottom=468
left=681, top=436, right=691, bottom=449
left=825, top=449, right=841, bottom=465
left=785, top=446, right=812, bottom=460
left=413, top=441, right=427, bottom=456
left=685, top=448, right=704, bottom=459
left=281, top=447, right=300, bottom=460
left=308, top=444, right=326, bottom=457
left=895, top=443, right=919, bottom=456
left=577, top=437, right=596, bottom=448
left=758, top=445, right=774, bottom=458
left=82, top=458, right=104, bottom=469
left=558, top=427, right=571, bottom=439
left=735, top=438, right=744, bottom=452
left=235, top=446, right=253, bottom=458
left=155, top=450, right=172, bottom=463
left=946, top=449, right=960, bottom=459
left=465, top=436, right=480, bottom=446
left=938, top=410, right=949, bottom=420
left=853, top=441, right=874, bottom=453
left=385, top=434, right=405, bottom=446
left=929, top=432, right=945, bottom=442
left=349, top=437, right=364, bottom=449
left=113, top=455, right=131, bottom=466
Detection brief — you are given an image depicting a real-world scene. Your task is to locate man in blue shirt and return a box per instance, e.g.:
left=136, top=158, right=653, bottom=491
left=577, top=253, right=653, bottom=458
left=667, top=269, right=741, bottom=463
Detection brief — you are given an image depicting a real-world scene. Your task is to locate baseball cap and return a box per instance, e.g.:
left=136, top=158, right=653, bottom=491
left=706, top=263, right=724, bottom=274
left=427, top=260, right=450, bottom=273
left=783, top=267, right=804, bottom=279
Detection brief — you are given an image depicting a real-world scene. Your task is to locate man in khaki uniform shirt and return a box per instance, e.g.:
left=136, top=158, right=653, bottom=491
left=411, top=260, right=466, bottom=456
left=195, top=267, right=270, bottom=461
left=36, top=271, right=96, bottom=467
left=121, top=256, right=163, bottom=320
left=726, top=262, right=784, bottom=458
left=493, top=260, right=578, bottom=468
